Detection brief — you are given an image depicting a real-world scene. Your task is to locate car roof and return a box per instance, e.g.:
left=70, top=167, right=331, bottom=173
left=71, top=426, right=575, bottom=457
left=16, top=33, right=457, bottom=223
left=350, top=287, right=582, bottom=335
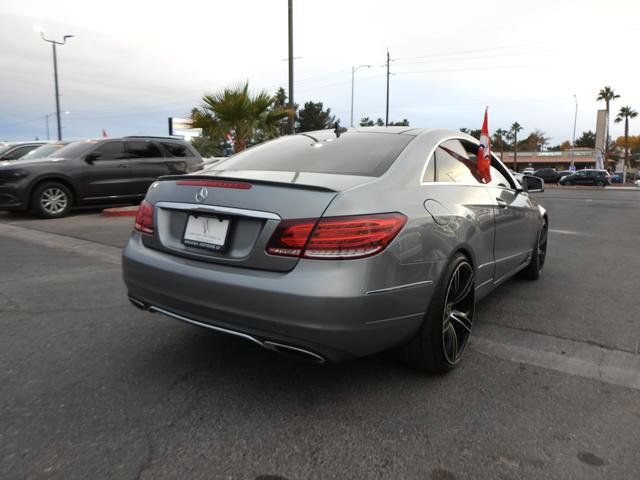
left=0, top=141, right=49, bottom=147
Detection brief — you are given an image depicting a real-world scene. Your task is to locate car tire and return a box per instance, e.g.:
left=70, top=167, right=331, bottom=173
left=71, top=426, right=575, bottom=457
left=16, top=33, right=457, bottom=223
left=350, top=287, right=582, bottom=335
left=31, top=181, right=73, bottom=219
left=518, top=220, right=548, bottom=280
left=400, top=253, right=475, bottom=373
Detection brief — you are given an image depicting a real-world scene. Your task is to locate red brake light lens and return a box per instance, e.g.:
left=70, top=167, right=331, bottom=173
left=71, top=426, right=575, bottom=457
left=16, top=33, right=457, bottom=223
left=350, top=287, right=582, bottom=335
left=134, top=201, right=154, bottom=234
left=266, top=213, right=407, bottom=260
left=266, top=219, right=317, bottom=257
left=176, top=179, right=252, bottom=189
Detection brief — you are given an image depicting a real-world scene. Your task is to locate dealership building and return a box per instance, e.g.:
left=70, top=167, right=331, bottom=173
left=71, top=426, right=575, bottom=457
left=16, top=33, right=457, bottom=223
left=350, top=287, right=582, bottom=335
left=500, top=148, right=596, bottom=172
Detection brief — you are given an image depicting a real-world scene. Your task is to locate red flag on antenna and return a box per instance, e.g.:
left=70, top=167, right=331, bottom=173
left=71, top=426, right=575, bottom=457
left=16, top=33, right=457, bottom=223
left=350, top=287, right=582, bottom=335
left=477, top=108, right=491, bottom=183
left=102, top=129, right=109, bottom=138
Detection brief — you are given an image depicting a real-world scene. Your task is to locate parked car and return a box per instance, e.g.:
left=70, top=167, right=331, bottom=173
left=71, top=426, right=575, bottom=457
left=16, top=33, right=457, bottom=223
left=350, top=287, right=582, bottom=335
left=123, top=128, right=547, bottom=373
left=0, top=141, right=49, bottom=161
left=609, top=172, right=624, bottom=184
left=534, top=167, right=561, bottom=183
left=557, top=170, right=573, bottom=181
left=522, top=167, right=535, bottom=174
left=558, top=169, right=611, bottom=186
left=0, top=136, right=203, bottom=218
left=19, top=141, right=71, bottom=160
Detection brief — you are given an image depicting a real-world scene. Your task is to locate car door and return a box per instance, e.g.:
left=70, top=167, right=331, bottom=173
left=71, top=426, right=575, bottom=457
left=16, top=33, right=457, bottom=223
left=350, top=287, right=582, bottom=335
left=422, top=139, right=496, bottom=294
left=484, top=157, right=539, bottom=282
left=573, top=170, right=589, bottom=185
left=82, top=140, right=136, bottom=198
left=126, top=140, right=170, bottom=194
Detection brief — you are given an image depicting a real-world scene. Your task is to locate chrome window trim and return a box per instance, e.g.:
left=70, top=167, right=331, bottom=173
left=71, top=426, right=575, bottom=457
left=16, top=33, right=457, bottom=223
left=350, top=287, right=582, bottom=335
left=419, top=136, right=519, bottom=190
left=155, top=201, right=281, bottom=220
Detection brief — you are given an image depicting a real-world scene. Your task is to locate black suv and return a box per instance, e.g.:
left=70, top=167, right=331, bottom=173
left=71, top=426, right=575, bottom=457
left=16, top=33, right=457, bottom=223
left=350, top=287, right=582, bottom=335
left=533, top=167, right=561, bottom=184
left=0, top=137, right=203, bottom=218
left=558, top=169, right=611, bottom=187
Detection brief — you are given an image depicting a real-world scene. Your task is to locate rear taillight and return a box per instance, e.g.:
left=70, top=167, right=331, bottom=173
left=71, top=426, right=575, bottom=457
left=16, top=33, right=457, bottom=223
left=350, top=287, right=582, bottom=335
left=266, top=213, right=407, bottom=260
left=134, top=201, right=154, bottom=234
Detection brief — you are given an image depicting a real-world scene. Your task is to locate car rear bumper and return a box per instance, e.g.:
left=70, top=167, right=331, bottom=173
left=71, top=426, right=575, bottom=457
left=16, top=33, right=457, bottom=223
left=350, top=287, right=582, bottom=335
left=122, top=233, right=433, bottom=362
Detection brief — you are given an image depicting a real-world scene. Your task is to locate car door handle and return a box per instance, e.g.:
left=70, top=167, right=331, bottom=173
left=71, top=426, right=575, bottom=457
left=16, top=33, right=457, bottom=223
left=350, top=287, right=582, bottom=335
left=496, top=198, right=508, bottom=208
left=118, top=163, right=129, bottom=168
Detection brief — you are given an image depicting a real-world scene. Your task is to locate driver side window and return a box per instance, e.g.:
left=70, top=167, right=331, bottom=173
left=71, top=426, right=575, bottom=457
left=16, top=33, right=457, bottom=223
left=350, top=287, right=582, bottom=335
left=93, top=141, right=126, bottom=160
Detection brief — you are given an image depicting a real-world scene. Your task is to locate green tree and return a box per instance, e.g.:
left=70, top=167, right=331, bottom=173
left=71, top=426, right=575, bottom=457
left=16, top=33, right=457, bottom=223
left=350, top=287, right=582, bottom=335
left=507, top=122, right=523, bottom=170
left=614, top=106, right=638, bottom=169
left=493, top=128, right=509, bottom=160
left=460, top=127, right=481, bottom=139
left=359, top=117, right=374, bottom=127
left=192, top=82, right=290, bottom=152
left=574, top=130, right=596, bottom=148
left=297, top=101, right=336, bottom=132
left=597, top=86, right=620, bottom=159
left=518, top=129, right=549, bottom=152
left=389, top=119, right=410, bottom=126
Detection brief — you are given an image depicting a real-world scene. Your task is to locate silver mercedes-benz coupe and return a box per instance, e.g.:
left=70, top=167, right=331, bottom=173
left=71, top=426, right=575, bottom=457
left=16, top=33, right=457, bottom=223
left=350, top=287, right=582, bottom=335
left=122, top=127, right=547, bottom=372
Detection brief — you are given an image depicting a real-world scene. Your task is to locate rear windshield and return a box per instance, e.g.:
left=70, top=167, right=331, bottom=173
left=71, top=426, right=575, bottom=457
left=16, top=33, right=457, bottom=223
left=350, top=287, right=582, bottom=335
left=216, top=132, right=414, bottom=177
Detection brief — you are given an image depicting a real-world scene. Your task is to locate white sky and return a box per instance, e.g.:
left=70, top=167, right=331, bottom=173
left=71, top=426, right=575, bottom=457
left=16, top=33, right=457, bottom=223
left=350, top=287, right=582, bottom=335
left=1, top=0, right=639, bottom=143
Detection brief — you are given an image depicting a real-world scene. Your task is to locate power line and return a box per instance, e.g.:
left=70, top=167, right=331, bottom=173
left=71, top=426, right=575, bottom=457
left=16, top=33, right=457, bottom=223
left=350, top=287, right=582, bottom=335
left=393, top=63, right=546, bottom=75
left=392, top=42, right=541, bottom=62
left=393, top=49, right=550, bottom=66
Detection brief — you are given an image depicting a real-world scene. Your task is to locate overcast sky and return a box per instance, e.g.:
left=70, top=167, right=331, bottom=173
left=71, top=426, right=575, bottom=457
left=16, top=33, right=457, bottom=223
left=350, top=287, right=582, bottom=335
left=2, top=0, right=639, bottom=144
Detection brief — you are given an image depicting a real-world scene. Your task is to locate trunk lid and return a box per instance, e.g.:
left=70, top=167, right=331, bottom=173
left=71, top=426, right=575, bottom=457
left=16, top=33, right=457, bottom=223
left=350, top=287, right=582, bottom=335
left=141, top=170, right=376, bottom=272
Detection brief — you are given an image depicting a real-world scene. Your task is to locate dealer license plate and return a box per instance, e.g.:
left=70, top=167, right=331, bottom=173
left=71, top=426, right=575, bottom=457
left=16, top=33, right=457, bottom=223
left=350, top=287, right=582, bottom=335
left=183, top=215, right=230, bottom=251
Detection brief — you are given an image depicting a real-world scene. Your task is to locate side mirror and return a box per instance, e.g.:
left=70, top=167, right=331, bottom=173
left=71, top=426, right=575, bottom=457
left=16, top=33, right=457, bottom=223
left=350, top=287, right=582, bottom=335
left=85, top=152, right=100, bottom=163
left=522, top=175, right=544, bottom=193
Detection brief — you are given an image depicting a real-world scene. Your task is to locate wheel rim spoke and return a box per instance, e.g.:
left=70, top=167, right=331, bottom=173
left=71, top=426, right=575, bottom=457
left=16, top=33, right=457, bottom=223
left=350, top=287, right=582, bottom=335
left=450, top=309, right=472, bottom=333
left=40, top=188, right=67, bottom=214
left=441, top=261, right=475, bottom=365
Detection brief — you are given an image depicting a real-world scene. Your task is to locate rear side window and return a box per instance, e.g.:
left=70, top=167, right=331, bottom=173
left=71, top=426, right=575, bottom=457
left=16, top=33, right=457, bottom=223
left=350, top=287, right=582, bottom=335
left=217, top=132, right=414, bottom=177
left=161, top=142, right=194, bottom=157
left=94, top=141, right=126, bottom=160
left=435, top=140, right=482, bottom=184
left=128, top=141, right=162, bottom=158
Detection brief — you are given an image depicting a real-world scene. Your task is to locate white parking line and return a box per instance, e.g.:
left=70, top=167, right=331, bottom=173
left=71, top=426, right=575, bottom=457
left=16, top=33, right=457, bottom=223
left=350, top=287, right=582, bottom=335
left=549, top=228, right=589, bottom=236
left=472, top=323, right=640, bottom=391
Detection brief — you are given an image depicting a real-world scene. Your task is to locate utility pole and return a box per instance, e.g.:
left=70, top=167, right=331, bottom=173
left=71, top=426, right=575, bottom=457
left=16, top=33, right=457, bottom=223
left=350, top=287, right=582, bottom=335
left=571, top=94, right=578, bottom=170
left=38, top=30, right=74, bottom=141
left=287, top=0, right=295, bottom=134
left=385, top=49, right=390, bottom=127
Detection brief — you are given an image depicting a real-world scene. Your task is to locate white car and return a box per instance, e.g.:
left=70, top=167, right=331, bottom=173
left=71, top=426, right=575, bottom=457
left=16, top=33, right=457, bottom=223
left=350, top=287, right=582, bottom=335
left=634, top=179, right=640, bottom=187
left=523, top=167, right=535, bottom=175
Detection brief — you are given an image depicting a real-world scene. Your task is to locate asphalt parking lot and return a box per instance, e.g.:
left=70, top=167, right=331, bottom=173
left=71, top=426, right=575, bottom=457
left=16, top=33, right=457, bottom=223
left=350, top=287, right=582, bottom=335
left=1, top=189, right=639, bottom=480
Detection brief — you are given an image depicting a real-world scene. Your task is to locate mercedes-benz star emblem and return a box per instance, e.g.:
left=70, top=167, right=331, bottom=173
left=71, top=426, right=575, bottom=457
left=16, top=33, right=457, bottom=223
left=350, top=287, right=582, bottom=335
left=195, top=187, right=208, bottom=203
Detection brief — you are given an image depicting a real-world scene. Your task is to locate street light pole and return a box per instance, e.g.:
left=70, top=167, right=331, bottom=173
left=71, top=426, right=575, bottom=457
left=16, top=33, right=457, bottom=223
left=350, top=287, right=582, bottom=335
left=571, top=94, right=578, bottom=170
left=385, top=49, right=390, bottom=126
left=38, top=30, right=74, bottom=141
left=45, top=111, right=69, bottom=140
left=350, top=64, right=371, bottom=127
left=287, top=0, right=295, bottom=134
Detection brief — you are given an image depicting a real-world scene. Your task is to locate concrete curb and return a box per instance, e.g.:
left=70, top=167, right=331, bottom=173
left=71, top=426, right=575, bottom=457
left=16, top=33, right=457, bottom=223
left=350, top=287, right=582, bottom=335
left=102, top=206, right=139, bottom=217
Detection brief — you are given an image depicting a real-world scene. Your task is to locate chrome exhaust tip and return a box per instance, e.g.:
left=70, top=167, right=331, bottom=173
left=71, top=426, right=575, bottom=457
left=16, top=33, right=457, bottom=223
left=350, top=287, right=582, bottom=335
left=262, top=340, right=326, bottom=364
left=128, top=297, right=149, bottom=311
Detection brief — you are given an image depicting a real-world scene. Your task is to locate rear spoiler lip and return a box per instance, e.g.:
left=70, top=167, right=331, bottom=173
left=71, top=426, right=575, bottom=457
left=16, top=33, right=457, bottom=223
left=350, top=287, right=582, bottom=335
left=158, top=174, right=338, bottom=193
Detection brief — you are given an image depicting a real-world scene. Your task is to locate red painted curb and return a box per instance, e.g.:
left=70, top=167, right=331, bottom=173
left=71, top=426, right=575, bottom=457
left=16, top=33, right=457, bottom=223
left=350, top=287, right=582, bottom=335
left=102, top=206, right=139, bottom=217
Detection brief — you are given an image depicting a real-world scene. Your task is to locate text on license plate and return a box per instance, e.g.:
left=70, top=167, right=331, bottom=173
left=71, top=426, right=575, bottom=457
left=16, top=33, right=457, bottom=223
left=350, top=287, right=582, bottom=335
left=183, top=215, right=230, bottom=251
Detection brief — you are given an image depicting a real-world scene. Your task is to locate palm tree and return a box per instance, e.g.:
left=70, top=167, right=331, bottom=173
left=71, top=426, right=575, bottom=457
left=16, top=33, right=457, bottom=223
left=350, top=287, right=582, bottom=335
left=614, top=106, right=638, bottom=170
left=193, top=82, right=290, bottom=152
left=597, top=86, right=620, bottom=163
left=509, top=122, right=523, bottom=170
left=494, top=128, right=508, bottom=161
